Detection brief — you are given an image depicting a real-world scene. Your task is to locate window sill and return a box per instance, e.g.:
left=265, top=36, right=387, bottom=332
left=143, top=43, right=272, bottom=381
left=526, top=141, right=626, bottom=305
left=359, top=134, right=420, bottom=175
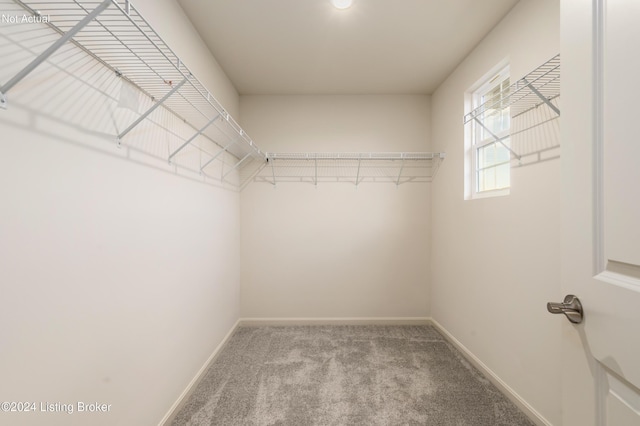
left=466, top=187, right=510, bottom=200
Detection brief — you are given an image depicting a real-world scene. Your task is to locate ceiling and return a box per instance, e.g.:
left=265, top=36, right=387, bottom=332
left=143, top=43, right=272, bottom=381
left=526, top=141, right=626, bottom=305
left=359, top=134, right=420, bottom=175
left=176, top=0, right=520, bottom=95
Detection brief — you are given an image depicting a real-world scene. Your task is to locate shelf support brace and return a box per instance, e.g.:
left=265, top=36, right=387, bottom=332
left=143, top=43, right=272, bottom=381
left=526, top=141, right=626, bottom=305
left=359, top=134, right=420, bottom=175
left=522, top=78, right=560, bottom=116
left=222, top=153, right=251, bottom=182
left=472, top=117, right=521, bottom=160
left=270, top=158, right=277, bottom=187
left=168, top=113, right=220, bottom=163
left=396, top=154, right=405, bottom=186
left=355, top=156, right=362, bottom=187
left=200, top=140, right=235, bottom=172
left=314, top=158, right=318, bottom=188
left=0, top=0, right=113, bottom=109
left=117, top=76, right=187, bottom=142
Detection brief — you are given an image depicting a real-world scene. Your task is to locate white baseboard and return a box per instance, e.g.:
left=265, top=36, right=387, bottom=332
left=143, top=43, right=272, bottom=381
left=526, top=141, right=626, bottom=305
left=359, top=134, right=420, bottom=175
left=239, top=317, right=432, bottom=326
left=158, top=319, right=241, bottom=426
left=430, top=319, right=552, bottom=426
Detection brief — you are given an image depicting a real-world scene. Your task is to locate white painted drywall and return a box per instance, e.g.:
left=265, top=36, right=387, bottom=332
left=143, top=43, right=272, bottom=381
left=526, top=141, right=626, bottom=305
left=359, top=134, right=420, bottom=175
left=0, top=1, right=241, bottom=425
left=239, top=95, right=431, bottom=319
left=135, top=0, right=240, bottom=118
left=430, top=0, right=562, bottom=424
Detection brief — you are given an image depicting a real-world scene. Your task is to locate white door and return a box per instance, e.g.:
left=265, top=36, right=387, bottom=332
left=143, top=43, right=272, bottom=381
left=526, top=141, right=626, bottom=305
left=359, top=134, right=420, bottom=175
left=561, top=0, right=640, bottom=425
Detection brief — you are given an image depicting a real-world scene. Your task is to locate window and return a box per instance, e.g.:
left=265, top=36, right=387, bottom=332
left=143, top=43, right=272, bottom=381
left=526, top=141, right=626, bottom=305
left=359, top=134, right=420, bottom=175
left=466, top=65, right=511, bottom=198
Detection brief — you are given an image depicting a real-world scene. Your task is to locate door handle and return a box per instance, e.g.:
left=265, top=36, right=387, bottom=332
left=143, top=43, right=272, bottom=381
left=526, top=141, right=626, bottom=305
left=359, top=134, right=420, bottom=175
left=547, top=294, right=583, bottom=324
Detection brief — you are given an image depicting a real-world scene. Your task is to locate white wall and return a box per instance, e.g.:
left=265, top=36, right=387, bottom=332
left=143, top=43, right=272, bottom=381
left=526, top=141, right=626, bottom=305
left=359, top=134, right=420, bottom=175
left=136, top=0, right=240, bottom=118
left=0, top=1, right=241, bottom=425
left=430, top=0, right=562, bottom=424
left=239, top=95, right=431, bottom=319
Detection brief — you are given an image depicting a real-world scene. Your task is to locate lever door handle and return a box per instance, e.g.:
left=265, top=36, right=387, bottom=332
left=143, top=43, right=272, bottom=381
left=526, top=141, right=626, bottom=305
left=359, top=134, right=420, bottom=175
left=547, top=294, right=583, bottom=324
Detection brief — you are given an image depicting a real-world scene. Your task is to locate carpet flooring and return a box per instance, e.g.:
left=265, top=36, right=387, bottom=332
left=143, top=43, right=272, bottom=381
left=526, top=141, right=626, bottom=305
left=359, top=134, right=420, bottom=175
left=171, top=325, right=534, bottom=425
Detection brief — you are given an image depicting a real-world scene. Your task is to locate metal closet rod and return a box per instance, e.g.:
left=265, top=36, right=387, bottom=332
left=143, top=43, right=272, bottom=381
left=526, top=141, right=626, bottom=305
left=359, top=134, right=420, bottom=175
left=1, top=0, right=263, bottom=160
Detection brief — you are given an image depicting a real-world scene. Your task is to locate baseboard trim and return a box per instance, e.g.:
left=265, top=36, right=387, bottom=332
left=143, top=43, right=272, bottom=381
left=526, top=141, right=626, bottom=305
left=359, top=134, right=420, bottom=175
left=239, top=317, right=432, bottom=326
left=430, top=319, right=552, bottom=426
left=158, top=319, right=241, bottom=426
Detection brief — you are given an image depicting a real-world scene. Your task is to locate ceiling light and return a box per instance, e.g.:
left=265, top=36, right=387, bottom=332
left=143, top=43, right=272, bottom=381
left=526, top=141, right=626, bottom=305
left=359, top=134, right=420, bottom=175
left=330, top=0, right=353, bottom=10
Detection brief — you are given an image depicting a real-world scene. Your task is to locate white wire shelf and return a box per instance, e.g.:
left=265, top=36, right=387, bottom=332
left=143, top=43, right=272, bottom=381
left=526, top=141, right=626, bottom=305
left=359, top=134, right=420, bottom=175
left=0, top=0, right=264, bottom=189
left=0, top=1, right=446, bottom=190
left=463, top=54, right=560, bottom=161
left=253, top=152, right=446, bottom=187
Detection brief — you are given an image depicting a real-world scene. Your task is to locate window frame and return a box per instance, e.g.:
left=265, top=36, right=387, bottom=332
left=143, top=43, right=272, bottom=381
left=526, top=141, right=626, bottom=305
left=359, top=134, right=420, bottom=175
left=465, top=63, right=511, bottom=200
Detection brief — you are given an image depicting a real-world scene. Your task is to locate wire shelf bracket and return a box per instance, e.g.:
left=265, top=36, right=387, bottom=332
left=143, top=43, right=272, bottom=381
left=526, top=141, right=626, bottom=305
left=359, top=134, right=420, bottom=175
left=222, top=153, right=252, bottom=182
left=200, top=140, right=234, bottom=173
left=169, top=113, right=221, bottom=164
left=0, top=0, right=112, bottom=108
left=118, top=76, right=189, bottom=143
left=522, top=77, right=560, bottom=116
left=270, top=158, right=277, bottom=188
left=463, top=54, right=560, bottom=161
left=396, top=155, right=406, bottom=187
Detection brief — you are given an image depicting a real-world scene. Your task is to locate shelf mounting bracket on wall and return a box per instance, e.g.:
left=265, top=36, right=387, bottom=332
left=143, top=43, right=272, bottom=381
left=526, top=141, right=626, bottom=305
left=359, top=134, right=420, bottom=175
left=396, top=155, right=405, bottom=187
left=118, top=76, right=188, bottom=144
left=522, top=78, right=560, bottom=116
left=168, top=112, right=220, bottom=164
left=271, top=159, right=277, bottom=188
left=0, top=0, right=112, bottom=109
left=222, top=152, right=252, bottom=182
left=200, top=140, right=235, bottom=173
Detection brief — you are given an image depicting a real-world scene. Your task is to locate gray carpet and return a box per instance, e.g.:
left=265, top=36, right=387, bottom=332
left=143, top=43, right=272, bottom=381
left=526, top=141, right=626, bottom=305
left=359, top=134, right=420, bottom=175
left=171, top=325, right=534, bottom=425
